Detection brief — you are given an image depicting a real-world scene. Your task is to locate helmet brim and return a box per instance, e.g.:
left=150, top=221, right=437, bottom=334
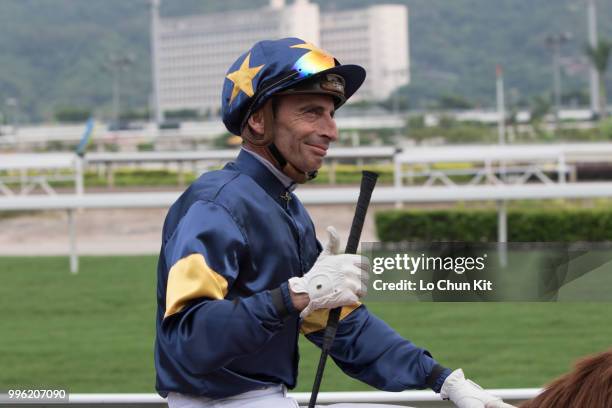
left=320, top=64, right=366, bottom=105
left=282, top=64, right=366, bottom=108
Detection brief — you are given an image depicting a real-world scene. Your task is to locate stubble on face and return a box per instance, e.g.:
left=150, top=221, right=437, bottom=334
left=271, top=94, right=338, bottom=173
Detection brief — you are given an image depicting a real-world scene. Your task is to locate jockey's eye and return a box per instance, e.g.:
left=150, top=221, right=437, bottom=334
left=299, top=107, right=322, bottom=119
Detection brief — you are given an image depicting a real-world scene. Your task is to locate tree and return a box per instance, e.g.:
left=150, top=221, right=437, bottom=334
left=54, top=106, right=91, bottom=123
left=120, top=108, right=150, bottom=121
left=585, top=39, right=612, bottom=119
left=529, top=95, right=552, bottom=140
left=165, top=109, right=201, bottom=121
left=530, top=95, right=552, bottom=123
left=438, top=94, right=474, bottom=110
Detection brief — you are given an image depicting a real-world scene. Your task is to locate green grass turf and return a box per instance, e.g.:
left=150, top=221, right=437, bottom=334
left=1, top=256, right=611, bottom=393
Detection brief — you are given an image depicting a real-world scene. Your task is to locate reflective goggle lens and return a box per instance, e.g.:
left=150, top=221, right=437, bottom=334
left=292, top=49, right=335, bottom=78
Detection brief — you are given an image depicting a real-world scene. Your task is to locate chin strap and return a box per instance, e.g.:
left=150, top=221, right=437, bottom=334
left=243, top=101, right=317, bottom=184
left=267, top=143, right=317, bottom=184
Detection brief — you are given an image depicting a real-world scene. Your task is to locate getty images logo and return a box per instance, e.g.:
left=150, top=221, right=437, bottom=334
left=372, top=253, right=488, bottom=275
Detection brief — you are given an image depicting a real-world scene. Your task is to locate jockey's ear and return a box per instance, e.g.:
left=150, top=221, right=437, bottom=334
left=246, top=107, right=265, bottom=137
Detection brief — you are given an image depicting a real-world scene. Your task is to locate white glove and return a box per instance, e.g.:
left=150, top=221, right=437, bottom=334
left=289, top=227, right=369, bottom=318
left=441, top=369, right=516, bottom=408
left=321, top=225, right=341, bottom=257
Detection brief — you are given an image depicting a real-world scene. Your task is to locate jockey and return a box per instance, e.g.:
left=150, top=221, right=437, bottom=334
left=154, top=37, right=515, bottom=408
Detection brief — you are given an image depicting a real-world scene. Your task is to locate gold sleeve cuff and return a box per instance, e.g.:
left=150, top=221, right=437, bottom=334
left=164, top=253, right=229, bottom=318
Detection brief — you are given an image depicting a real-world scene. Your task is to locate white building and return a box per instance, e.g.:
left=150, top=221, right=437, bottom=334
left=152, top=0, right=409, bottom=118
left=321, top=4, right=410, bottom=102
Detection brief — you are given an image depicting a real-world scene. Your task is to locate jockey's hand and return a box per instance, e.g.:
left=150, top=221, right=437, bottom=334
left=321, top=226, right=341, bottom=257
left=289, top=227, right=369, bottom=318
left=441, top=369, right=516, bottom=408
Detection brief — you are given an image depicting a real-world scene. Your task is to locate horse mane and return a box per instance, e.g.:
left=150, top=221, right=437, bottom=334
left=519, top=349, right=612, bottom=408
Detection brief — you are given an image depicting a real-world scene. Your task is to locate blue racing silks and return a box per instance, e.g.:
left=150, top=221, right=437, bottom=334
left=154, top=150, right=450, bottom=398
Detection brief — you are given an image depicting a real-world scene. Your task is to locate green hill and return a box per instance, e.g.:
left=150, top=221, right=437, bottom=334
left=0, top=0, right=611, bottom=122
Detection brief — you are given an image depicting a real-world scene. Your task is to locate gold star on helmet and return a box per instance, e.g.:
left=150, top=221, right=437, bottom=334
left=290, top=42, right=335, bottom=66
left=226, top=53, right=264, bottom=105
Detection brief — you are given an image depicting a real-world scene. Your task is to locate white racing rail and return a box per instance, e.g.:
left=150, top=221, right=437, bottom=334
left=0, top=153, right=84, bottom=196
left=393, top=142, right=612, bottom=190
left=1, top=183, right=612, bottom=273
left=3, top=143, right=612, bottom=193
left=2, top=182, right=612, bottom=210
left=0, top=389, right=541, bottom=407
left=85, top=146, right=397, bottom=164
left=0, top=147, right=396, bottom=190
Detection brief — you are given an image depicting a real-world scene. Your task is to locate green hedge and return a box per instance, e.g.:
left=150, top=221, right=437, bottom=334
left=376, top=209, right=612, bottom=242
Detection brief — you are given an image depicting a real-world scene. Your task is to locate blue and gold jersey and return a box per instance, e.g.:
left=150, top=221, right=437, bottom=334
left=154, top=150, right=450, bottom=398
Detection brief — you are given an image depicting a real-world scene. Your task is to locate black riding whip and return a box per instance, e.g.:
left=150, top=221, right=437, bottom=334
left=308, top=170, right=379, bottom=408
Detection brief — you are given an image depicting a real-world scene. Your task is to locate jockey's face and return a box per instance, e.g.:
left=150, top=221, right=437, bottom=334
left=270, top=94, right=338, bottom=173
